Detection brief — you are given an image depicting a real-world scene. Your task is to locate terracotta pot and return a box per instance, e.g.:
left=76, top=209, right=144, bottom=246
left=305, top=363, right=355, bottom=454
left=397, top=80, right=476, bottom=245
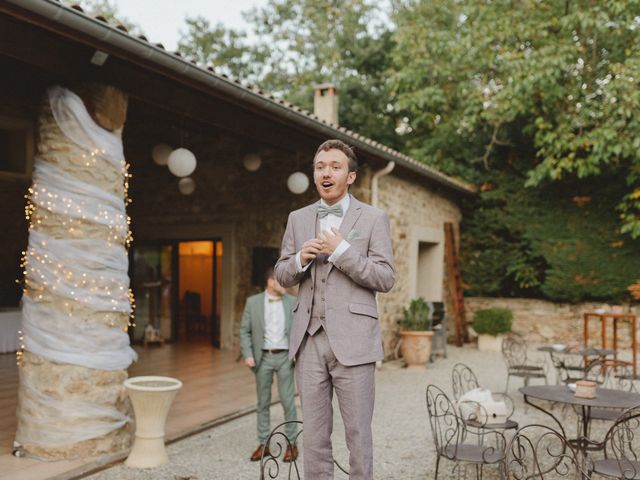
left=399, top=331, right=434, bottom=368
left=477, top=334, right=504, bottom=352
left=124, top=376, right=182, bottom=468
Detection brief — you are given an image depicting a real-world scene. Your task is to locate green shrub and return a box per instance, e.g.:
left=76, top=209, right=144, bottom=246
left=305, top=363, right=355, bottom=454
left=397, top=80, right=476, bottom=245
left=398, top=298, right=432, bottom=331
left=473, top=308, right=512, bottom=336
left=461, top=173, right=640, bottom=303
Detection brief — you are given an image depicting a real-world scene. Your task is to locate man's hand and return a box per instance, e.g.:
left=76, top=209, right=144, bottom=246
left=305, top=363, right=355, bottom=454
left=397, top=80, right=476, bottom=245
left=300, top=238, right=324, bottom=266
left=318, top=227, right=343, bottom=255
left=245, top=357, right=256, bottom=368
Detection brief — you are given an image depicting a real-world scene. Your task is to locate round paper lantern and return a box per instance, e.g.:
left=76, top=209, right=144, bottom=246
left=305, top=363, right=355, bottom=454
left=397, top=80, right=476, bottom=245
left=168, top=148, right=197, bottom=177
left=178, top=177, right=196, bottom=195
left=287, top=171, right=309, bottom=194
left=242, top=153, right=262, bottom=172
left=151, top=143, right=172, bottom=166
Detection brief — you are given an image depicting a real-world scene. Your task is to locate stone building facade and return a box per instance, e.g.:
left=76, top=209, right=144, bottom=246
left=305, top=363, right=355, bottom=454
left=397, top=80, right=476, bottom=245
left=0, top=0, right=475, bottom=360
left=127, top=129, right=464, bottom=356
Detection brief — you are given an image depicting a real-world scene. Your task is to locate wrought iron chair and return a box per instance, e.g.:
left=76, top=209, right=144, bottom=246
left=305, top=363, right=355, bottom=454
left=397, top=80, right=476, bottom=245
left=259, top=420, right=349, bottom=479
left=549, top=350, right=591, bottom=385
left=502, top=334, right=548, bottom=392
left=584, top=359, right=637, bottom=392
left=426, top=384, right=506, bottom=480
left=504, top=424, right=587, bottom=479
left=589, top=404, right=640, bottom=479
left=578, top=360, right=639, bottom=437
left=451, top=363, right=518, bottom=433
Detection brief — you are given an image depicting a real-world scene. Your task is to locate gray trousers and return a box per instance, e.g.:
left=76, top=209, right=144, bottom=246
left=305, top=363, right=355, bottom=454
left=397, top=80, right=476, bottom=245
left=296, top=329, right=375, bottom=480
left=255, top=351, right=298, bottom=443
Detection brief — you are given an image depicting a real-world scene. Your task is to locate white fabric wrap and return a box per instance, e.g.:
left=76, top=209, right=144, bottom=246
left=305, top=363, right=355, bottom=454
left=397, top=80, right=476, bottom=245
left=17, top=381, right=129, bottom=448
left=17, top=86, right=136, bottom=447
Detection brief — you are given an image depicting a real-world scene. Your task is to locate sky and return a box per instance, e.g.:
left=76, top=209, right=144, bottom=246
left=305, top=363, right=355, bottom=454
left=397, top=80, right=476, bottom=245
left=113, top=0, right=267, bottom=51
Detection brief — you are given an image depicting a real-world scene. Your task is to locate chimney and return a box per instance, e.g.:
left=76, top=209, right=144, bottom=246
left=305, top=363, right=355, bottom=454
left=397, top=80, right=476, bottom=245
left=313, top=83, right=339, bottom=126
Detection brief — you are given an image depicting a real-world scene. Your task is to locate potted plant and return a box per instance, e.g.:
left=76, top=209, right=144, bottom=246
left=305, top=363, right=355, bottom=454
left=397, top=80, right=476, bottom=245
left=398, top=298, right=433, bottom=368
left=473, top=308, right=513, bottom=352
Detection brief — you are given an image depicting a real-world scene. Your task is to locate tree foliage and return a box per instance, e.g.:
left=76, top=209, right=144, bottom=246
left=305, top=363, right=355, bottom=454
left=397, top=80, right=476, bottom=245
left=64, top=0, right=142, bottom=34
left=178, top=0, right=405, bottom=149
left=461, top=171, right=640, bottom=302
left=392, top=0, right=640, bottom=236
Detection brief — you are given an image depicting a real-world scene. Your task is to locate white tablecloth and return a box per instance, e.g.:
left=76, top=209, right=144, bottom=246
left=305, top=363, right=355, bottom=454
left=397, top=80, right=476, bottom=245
left=0, top=310, right=21, bottom=353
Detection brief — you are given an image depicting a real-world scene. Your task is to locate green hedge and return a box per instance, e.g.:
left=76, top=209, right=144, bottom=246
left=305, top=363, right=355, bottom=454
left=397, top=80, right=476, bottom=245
left=461, top=172, right=640, bottom=303
left=473, top=308, right=513, bottom=336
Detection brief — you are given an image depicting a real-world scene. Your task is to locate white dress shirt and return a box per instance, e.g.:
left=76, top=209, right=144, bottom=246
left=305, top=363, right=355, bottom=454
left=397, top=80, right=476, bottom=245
left=295, top=193, right=351, bottom=273
left=263, top=293, right=289, bottom=350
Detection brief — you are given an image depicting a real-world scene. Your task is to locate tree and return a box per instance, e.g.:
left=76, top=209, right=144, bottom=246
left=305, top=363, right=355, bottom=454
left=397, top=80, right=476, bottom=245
left=178, top=0, right=405, bottom=150
left=62, top=0, right=142, bottom=34
left=392, top=0, right=640, bottom=236
left=177, top=17, right=264, bottom=81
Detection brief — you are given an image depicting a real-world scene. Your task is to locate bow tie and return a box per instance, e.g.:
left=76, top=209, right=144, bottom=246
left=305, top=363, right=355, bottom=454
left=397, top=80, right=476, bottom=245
left=268, top=297, right=282, bottom=303
left=317, top=204, right=344, bottom=219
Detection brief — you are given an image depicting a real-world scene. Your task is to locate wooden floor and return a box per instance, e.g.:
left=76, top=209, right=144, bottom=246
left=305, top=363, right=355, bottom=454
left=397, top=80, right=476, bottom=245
left=0, top=342, right=262, bottom=480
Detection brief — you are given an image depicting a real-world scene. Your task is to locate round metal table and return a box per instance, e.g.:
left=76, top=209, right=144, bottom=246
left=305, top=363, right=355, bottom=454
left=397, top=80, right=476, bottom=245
left=520, top=385, right=640, bottom=453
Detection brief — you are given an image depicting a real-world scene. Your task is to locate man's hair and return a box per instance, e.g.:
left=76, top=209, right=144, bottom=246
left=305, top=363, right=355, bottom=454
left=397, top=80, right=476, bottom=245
left=314, top=139, right=358, bottom=172
left=264, top=267, right=275, bottom=286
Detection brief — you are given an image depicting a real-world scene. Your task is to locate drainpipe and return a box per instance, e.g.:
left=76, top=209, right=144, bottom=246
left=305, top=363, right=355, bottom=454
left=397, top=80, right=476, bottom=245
left=370, top=161, right=395, bottom=369
left=371, top=161, right=395, bottom=208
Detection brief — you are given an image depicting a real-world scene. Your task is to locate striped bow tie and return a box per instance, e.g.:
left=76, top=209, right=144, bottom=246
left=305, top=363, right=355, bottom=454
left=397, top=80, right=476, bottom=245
left=317, top=204, right=343, bottom=218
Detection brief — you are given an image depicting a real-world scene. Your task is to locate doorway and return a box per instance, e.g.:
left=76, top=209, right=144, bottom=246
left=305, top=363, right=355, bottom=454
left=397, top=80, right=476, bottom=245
left=130, top=239, right=223, bottom=347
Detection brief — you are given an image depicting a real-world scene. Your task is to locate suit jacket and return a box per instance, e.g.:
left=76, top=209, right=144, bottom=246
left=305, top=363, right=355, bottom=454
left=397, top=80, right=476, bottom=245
left=239, top=292, right=295, bottom=369
left=275, top=195, right=395, bottom=366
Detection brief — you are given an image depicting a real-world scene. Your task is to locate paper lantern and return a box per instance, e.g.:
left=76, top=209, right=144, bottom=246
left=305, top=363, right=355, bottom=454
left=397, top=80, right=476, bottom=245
left=178, top=177, right=196, bottom=195
left=287, top=172, right=309, bottom=194
left=151, top=143, right=172, bottom=166
left=168, top=148, right=197, bottom=177
left=242, top=153, right=262, bottom=172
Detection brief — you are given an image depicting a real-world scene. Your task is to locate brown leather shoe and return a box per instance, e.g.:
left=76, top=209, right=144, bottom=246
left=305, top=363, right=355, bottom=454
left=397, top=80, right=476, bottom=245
left=250, top=444, right=269, bottom=462
left=283, top=445, right=298, bottom=463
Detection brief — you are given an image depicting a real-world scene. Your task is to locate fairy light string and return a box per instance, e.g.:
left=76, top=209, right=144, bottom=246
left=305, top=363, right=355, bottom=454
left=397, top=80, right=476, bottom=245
left=18, top=87, right=136, bottom=369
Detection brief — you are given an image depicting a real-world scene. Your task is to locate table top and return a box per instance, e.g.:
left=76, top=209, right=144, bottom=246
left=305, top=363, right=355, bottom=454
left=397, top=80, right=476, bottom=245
left=520, top=385, right=640, bottom=409
left=584, top=312, right=638, bottom=319
left=538, top=345, right=616, bottom=356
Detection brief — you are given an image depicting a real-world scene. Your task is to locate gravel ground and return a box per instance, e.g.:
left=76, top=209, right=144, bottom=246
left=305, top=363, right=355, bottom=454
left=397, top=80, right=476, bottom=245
left=86, top=344, right=621, bottom=480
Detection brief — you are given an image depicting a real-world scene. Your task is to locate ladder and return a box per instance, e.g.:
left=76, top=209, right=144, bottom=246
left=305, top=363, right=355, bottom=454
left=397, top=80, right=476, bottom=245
left=444, top=222, right=469, bottom=346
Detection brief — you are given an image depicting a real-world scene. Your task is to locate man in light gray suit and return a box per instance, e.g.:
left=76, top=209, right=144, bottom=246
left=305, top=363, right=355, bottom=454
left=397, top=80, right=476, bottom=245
left=240, top=268, right=298, bottom=462
left=275, top=139, right=395, bottom=479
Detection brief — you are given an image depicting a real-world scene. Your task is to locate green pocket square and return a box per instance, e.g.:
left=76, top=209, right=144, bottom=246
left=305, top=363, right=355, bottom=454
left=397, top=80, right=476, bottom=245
left=347, top=229, right=361, bottom=241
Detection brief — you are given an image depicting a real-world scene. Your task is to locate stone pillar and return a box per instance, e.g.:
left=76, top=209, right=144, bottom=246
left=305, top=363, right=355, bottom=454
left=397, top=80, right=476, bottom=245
left=16, top=84, right=134, bottom=459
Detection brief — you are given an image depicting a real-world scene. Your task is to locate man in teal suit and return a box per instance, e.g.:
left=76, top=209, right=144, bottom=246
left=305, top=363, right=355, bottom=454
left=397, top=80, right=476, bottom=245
left=240, top=267, right=298, bottom=462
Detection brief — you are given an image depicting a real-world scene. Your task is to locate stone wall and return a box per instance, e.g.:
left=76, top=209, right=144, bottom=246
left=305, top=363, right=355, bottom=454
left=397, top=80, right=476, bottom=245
left=466, top=297, right=640, bottom=348
left=377, top=172, right=463, bottom=357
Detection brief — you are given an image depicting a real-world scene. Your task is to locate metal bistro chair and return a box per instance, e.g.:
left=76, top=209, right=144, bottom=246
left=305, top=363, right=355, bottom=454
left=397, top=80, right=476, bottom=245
left=426, top=384, right=506, bottom=480
left=589, top=404, right=640, bottom=479
left=578, top=360, right=638, bottom=437
left=549, top=345, right=616, bottom=386
left=451, top=363, right=518, bottom=434
left=549, top=349, right=591, bottom=386
left=504, top=424, right=586, bottom=480
left=502, top=334, right=548, bottom=392
left=259, top=420, right=350, bottom=479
